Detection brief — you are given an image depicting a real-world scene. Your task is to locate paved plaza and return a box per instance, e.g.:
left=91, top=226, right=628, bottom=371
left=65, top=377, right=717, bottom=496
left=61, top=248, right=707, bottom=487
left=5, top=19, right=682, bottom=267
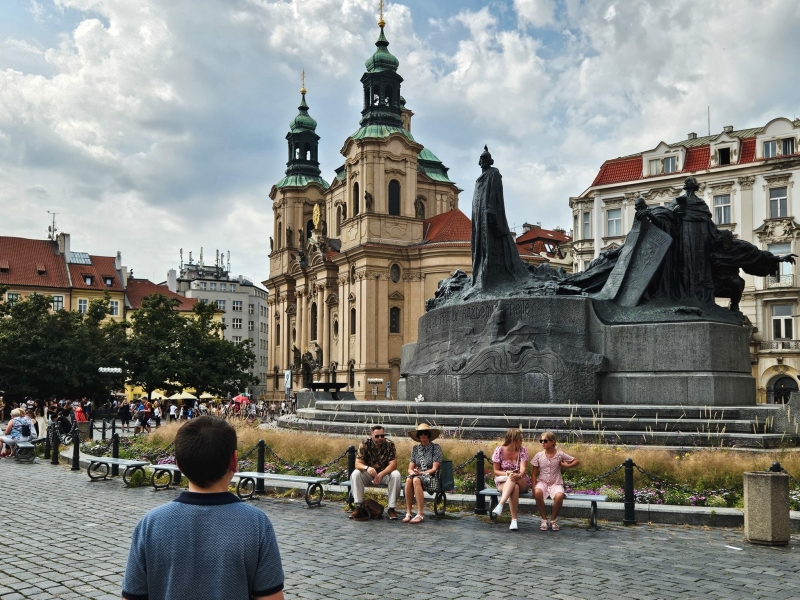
left=1, top=459, right=798, bottom=600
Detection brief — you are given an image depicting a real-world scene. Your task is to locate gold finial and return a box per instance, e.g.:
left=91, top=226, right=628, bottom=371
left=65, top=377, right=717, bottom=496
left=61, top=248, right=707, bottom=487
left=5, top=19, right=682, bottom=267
left=300, top=69, right=306, bottom=95
left=378, top=0, right=385, bottom=28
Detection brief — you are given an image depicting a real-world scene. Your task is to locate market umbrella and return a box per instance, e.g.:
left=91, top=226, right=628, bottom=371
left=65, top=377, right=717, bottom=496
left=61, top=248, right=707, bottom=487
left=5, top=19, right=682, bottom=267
left=169, top=392, right=197, bottom=400
left=232, top=394, right=249, bottom=403
left=199, top=392, right=217, bottom=400
left=149, top=391, right=166, bottom=400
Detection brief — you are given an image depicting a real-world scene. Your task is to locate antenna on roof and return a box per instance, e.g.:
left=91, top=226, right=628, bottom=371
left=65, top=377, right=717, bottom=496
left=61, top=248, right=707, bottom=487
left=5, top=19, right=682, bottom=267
left=707, top=106, right=711, bottom=136
left=47, top=211, right=58, bottom=240
left=180, top=248, right=183, bottom=269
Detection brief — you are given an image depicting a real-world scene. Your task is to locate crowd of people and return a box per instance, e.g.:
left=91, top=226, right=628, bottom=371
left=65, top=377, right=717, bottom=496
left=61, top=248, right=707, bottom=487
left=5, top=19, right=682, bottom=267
left=349, top=424, right=579, bottom=530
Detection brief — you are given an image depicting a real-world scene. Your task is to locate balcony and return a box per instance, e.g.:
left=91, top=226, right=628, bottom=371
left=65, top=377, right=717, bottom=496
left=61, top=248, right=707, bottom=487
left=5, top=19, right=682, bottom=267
left=760, top=340, right=800, bottom=351
left=765, top=274, right=794, bottom=288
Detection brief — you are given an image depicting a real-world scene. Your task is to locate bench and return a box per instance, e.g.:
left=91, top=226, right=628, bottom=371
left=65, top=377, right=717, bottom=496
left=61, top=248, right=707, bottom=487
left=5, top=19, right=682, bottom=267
left=13, top=437, right=46, bottom=463
left=87, top=457, right=151, bottom=486
left=341, top=460, right=454, bottom=517
left=479, top=488, right=608, bottom=529
left=151, top=464, right=183, bottom=490
left=234, top=472, right=330, bottom=506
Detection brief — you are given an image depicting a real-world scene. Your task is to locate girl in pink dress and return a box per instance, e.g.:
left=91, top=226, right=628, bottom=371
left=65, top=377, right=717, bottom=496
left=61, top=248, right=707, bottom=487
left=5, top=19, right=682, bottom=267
left=532, top=431, right=580, bottom=531
left=491, top=428, right=531, bottom=531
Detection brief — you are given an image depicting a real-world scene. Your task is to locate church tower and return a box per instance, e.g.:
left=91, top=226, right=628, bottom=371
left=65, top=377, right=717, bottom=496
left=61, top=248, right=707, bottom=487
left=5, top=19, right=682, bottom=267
left=359, top=13, right=404, bottom=130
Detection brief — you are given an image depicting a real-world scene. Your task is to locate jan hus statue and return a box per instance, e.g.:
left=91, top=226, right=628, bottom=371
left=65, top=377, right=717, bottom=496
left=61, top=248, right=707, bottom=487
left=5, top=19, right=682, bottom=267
left=471, top=146, right=529, bottom=291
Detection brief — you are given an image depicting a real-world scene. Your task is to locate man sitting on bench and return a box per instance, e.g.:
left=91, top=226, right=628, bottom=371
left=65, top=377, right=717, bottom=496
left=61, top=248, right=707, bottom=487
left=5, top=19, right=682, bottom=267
left=350, top=425, right=401, bottom=520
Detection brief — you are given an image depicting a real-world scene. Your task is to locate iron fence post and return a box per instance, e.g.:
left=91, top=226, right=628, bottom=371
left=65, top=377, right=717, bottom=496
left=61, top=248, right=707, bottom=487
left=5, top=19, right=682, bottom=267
left=102, top=419, right=107, bottom=441
left=255, top=440, right=266, bottom=494
left=111, top=417, right=116, bottom=438
left=474, top=450, right=487, bottom=515
left=44, top=422, right=52, bottom=460
left=89, top=419, right=94, bottom=442
left=71, top=423, right=80, bottom=471
left=623, top=457, right=637, bottom=525
left=111, top=433, right=120, bottom=477
left=50, top=422, right=60, bottom=465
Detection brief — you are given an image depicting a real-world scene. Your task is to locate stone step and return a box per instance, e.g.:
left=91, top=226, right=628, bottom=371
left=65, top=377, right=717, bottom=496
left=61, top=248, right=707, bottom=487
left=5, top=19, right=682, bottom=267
left=295, top=408, right=759, bottom=433
left=308, top=400, right=750, bottom=420
left=279, top=417, right=793, bottom=448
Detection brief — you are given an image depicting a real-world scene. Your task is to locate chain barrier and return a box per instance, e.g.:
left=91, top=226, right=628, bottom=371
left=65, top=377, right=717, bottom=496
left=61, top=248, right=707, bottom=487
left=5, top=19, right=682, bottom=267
left=778, top=467, right=800, bottom=487
left=260, top=444, right=349, bottom=472
left=564, top=462, right=625, bottom=489
left=634, top=463, right=738, bottom=496
left=452, top=455, right=476, bottom=474
left=239, top=443, right=261, bottom=461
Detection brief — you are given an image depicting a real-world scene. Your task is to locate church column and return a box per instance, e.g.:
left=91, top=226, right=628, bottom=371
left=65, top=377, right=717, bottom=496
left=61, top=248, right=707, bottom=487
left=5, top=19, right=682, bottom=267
left=318, top=284, right=328, bottom=376
left=297, top=290, right=307, bottom=353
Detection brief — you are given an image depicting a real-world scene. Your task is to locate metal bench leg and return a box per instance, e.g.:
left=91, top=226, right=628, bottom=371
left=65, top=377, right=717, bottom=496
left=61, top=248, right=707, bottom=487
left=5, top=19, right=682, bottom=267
left=489, top=496, right=499, bottom=522
left=434, top=492, right=447, bottom=517
left=152, top=469, right=172, bottom=490
left=123, top=466, right=145, bottom=486
left=236, top=477, right=256, bottom=500
left=87, top=462, right=110, bottom=481
left=590, top=501, right=598, bottom=530
left=304, top=483, right=324, bottom=507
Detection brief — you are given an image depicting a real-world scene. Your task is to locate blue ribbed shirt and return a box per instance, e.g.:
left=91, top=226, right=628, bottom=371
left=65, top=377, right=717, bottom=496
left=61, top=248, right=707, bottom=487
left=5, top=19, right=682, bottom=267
left=122, top=491, right=284, bottom=600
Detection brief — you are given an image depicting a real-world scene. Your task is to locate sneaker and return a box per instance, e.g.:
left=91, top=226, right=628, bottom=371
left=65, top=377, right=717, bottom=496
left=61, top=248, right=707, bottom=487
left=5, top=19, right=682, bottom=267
left=491, top=503, right=503, bottom=517
left=509, top=519, right=518, bottom=531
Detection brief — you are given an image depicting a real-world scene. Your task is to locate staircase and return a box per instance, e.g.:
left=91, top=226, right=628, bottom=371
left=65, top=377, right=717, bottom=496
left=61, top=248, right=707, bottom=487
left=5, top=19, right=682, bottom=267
left=279, top=400, right=797, bottom=448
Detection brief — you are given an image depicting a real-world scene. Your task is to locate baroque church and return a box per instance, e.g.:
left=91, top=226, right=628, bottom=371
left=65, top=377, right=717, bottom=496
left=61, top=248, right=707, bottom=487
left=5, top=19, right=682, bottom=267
left=263, top=16, right=473, bottom=399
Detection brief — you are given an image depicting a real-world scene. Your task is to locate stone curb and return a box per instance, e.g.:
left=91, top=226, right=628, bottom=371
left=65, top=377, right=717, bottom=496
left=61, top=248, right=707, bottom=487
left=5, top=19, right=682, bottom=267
left=54, top=450, right=800, bottom=531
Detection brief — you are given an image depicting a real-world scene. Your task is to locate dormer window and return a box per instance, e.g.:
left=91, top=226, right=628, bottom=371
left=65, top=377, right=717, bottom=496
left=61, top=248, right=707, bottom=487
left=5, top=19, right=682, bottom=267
left=104, top=276, right=113, bottom=286
left=648, top=156, right=677, bottom=175
left=84, top=275, right=94, bottom=286
left=663, top=156, right=676, bottom=174
left=783, top=138, right=795, bottom=156
left=0, top=259, right=9, bottom=273
left=764, top=140, right=777, bottom=158
left=718, top=148, right=731, bottom=165
left=36, top=263, right=46, bottom=275
left=648, top=159, right=660, bottom=176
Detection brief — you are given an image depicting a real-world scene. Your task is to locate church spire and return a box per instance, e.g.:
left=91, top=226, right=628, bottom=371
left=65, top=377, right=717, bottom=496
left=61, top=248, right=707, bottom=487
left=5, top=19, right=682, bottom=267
left=359, top=5, right=404, bottom=128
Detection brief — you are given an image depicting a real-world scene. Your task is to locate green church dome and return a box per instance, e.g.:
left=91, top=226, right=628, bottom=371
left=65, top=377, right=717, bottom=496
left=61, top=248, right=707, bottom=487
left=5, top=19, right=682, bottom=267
left=365, top=27, right=399, bottom=73
left=290, top=94, right=317, bottom=133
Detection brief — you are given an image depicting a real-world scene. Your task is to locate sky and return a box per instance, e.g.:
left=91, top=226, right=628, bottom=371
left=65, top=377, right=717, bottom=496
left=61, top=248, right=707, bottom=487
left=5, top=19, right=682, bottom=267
left=1, top=0, right=800, bottom=284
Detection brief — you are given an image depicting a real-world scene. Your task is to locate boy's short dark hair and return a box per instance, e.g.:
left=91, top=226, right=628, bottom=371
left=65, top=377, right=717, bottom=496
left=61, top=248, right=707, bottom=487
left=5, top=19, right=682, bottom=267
left=175, top=416, right=238, bottom=488
left=371, top=425, right=385, bottom=432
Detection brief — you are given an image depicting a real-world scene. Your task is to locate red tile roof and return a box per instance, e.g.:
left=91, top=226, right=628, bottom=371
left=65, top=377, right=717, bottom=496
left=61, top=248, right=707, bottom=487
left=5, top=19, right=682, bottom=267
left=740, top=138, right=756, bottom=163
left=422, top=209, right=472, bottom=244
left=126, top=279, right=197, bottom=312
left=0, top=236, right=70, bottom=289
left=68, top=255, right=124, bottom=291
left=516, top=225, right=571, bottom=245
left=682, top=146, right=710, bottom=172
left=591, top=156, right=643, bottom=186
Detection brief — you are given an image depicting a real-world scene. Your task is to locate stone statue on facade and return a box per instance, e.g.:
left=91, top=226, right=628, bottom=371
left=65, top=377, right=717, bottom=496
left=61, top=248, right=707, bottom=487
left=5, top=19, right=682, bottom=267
left=269, top=236, right=274, bottom=252
left=365, top=191, right=373, bottom=212
left=470, top=146, right=530, bottom=291
left=286, top=227, right=293, bottom=248
left=291, top=344, right=301, bottom=369
left=415, top=197, right=425, bottom=218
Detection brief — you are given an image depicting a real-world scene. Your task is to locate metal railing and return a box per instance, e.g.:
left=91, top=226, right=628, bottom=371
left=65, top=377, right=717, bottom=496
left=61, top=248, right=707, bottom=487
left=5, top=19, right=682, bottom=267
left=759, top=340, right=800, bottom=350
left=765, top=274, right=794, bottom=288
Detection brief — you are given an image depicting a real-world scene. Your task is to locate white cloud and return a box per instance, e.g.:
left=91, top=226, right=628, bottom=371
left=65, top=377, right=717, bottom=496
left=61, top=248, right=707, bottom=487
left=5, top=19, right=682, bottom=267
left=514, top=0, right=556, bottom=28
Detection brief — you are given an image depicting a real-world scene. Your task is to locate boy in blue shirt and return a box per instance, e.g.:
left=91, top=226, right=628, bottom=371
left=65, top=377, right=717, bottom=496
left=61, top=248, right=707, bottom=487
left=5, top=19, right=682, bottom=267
left=122, top=416, right=284, bottom=600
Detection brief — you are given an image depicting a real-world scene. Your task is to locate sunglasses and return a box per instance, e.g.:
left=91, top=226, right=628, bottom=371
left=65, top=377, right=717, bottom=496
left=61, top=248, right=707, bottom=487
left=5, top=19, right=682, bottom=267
left=373, top=434, right=386, bottom=439
left=539, top=439, right=551, bottom=443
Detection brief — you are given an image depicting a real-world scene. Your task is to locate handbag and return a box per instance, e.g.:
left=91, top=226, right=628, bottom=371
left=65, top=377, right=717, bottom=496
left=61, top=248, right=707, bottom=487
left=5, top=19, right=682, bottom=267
left=494, top=475, right=508, bottom=484
left=362, top=498, right=385, bottom=519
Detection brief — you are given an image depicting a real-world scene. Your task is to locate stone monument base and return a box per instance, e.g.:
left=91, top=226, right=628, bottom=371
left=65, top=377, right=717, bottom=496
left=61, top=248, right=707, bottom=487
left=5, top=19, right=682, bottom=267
left=400, top=297, right=756, bottom=406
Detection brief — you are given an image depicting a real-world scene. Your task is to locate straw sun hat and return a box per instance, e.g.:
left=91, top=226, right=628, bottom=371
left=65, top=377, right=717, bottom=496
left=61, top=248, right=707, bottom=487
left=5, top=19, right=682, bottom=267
left=408, top=423, right=440, bottom=442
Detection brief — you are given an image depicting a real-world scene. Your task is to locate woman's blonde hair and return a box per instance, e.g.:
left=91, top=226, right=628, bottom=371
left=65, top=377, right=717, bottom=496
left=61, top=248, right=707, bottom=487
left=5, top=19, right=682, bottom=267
left=503, top=428, right=524, bottom=446
left=540, top=431, right=557, bottom=444
left=10, top=408, right=21, bottom=418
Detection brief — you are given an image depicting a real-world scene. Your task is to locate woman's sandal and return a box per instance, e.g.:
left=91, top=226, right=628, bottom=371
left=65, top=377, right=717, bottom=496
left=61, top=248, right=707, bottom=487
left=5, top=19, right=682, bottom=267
left=402, top=514, right=413, bottom=523
left=550, top=520, right=560, bottom=531
left=410, top=514, right=424, bottom=524
left=540, top=519, right=549, bottom=531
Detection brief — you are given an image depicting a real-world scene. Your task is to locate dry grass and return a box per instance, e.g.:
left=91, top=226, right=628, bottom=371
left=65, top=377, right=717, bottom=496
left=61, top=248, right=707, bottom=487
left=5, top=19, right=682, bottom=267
left=144, top=423, right=800, bottom=490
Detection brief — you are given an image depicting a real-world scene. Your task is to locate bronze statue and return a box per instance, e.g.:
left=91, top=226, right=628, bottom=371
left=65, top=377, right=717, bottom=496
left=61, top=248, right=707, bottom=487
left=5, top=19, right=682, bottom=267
left=291, top=344, right=301, bottom=369
left=470, top=146, right=529, bottom=291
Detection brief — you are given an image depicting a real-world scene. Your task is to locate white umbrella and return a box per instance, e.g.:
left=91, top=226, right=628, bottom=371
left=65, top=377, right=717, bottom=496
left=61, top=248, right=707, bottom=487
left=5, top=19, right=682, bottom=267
left=169, top=391, right=197, bottom=400
left=199, top=392, right=217, bottom=399
left=149, top=391, right=166, bottom=400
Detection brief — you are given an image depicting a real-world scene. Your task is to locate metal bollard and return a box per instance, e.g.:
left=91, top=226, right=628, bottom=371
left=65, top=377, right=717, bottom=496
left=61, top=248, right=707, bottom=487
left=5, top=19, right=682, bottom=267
left=89, top=419, right=94, bottom=441
left=347, top=445, right=355, bottom=478
left=101, top=419, right=107, bottom=441
left=44, top=422, right=52, bottom=460
left=623, top=457, right=637, bottom=525
left=770, top=461, right=783, bottom=472
left=111, top=417, right=116, bottom=437
left=71, top=423, right=81, bottom=471
left=51, top=422, right=60, bottom=465
left=474, top=450, right=487, bottom=515
left=111, top=433, right=120, bottom=476
left=255, top=440, right=265, bottom=494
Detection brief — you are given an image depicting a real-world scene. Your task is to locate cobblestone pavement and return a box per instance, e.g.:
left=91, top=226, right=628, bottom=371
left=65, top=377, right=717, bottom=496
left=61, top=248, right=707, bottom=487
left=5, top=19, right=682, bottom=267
left=1, top=459, right=798, bottom=600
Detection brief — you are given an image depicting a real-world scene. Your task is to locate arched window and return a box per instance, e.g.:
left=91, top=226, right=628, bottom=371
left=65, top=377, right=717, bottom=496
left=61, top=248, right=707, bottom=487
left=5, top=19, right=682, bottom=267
left=306, top=219, right=314, bottom=240
left=277, top=221, right=282, bottom=248
left=364, top=87, right=369, bottom=109
left=275, top=323, right=280, bottom=345
left=310, top=303, right=318, bottom=340
left=353, top=182, right=360, bottom=216
left=274, top=367, right=279, bottom=389
left=385, top=85, right=393, bottom=106
left=348, top=363, right=355, bottom=388
left=304, top=142, right=311, bottom=160
left=389, top=307, right=401, bottom=333
left=288, top=144, right=292, bottom=162
left=336, top=206, right=342, bottom=235
left=350, top=307, right=356, bottom=335
left=295, top=147, right=300, bottom=159
left=388, top=180, right=401, bottom=216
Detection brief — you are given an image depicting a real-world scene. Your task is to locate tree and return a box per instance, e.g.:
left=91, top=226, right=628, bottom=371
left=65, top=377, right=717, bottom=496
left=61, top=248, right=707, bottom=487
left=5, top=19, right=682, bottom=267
left=178, top=301, right=258, bottom=398
left=125, top=294, right=187, bottom=400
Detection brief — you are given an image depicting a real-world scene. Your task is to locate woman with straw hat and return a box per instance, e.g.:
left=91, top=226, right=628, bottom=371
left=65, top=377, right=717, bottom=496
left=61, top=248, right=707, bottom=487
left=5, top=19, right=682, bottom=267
left=402, top=423, right=442, bottom=524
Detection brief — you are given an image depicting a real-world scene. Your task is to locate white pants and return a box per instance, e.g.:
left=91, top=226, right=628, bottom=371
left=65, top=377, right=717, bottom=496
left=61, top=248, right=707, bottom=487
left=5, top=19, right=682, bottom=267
left=350, top=469, right=401, bottom=508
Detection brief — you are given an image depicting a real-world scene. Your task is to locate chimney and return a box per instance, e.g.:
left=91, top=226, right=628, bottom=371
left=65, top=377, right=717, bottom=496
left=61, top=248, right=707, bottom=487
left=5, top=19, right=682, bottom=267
left=56, top=232, right=71, bottom=258
left=687, top=132, right=697, bottom=140
left=166, top=269, right=178, bottom=293
left=115, top=251, right=122, bottom=271
left=723, top=125, right=733, bottom=133
left=522, top=222, right=535, bottom=233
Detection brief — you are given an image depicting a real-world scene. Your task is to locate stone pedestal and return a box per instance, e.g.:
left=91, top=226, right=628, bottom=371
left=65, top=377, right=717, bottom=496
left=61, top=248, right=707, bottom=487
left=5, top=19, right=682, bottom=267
left=743, top=471, right=790, bottom=546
